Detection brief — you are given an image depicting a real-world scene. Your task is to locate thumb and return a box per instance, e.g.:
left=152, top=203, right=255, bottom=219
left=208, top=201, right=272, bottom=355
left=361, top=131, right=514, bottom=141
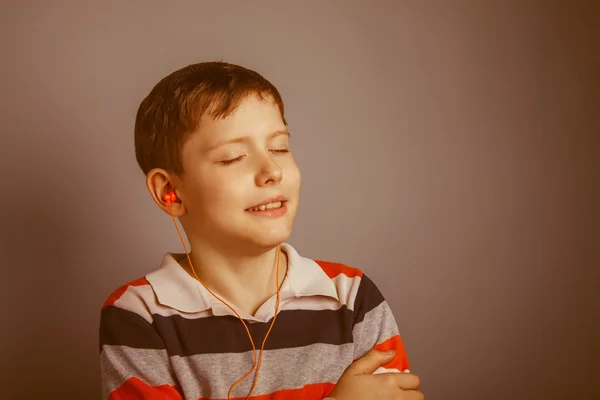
left=346, top=350, right=396, bottom=375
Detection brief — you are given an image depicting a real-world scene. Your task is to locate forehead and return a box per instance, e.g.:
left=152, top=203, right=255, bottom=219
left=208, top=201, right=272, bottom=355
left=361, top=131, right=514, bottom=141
left=197, top=95, right=285, bottom=142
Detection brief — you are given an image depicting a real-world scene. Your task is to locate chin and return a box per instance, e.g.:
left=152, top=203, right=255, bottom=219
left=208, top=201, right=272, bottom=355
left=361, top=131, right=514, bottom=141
left=253, top=230, right=292, bottom=249
left=231, top=207, right=297, bottom=251
left=242, top=223, right=293, bottom=251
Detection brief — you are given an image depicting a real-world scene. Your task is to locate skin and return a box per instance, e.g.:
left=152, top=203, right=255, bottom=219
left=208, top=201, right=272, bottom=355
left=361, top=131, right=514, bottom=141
left=330, top=350, right=423, bottom=400
left=145, top=93, right=301, bottom=315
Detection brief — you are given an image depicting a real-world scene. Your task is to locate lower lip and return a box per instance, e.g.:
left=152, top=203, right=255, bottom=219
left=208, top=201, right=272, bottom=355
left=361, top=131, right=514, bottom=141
left=245, top=202, right=288, bottom=218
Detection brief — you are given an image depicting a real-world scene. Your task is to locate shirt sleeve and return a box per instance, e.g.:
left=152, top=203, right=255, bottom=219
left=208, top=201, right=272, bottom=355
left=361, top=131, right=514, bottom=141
left=99, top=284, right=183, bottom=399
left=351, top=273, right=411, bottom=373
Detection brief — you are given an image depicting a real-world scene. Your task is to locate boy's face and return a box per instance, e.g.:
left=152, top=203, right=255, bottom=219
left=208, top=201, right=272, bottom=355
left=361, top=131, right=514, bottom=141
left=175, top=94, right=301, bottom=252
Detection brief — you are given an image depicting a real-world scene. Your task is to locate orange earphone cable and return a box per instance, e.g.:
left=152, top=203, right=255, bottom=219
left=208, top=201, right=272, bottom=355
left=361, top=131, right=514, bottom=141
left=166, top=198, right=281, bottom=400
left=247, top=266, right=281, bottom=397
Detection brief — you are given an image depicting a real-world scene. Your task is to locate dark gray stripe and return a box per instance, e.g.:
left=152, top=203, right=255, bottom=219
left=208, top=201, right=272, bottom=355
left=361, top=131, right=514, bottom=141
left=352, top=273, right=386, bottom=325
left=155, top=307, right=354, bottom=357
left=100, top=305, right=355, bottom=357
left=99, top=306, right=165, bottom=352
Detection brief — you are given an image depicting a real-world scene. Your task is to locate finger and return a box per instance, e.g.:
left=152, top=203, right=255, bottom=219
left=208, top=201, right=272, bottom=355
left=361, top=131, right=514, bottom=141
left=376, top=372, right=420, bottom=390
left=396, top=373, right=421, bottom=390
left=409, top=390, right=425, bottom=400
left=346, top=349, right=396, bottom=375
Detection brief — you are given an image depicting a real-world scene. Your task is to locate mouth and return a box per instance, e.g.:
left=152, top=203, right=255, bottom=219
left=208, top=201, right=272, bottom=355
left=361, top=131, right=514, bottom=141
left=245, top=195, right=288, bottom=212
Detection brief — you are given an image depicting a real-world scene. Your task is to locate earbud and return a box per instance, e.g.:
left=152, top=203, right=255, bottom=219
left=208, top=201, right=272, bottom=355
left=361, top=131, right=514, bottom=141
left=163, top=191, right=177, bottom=204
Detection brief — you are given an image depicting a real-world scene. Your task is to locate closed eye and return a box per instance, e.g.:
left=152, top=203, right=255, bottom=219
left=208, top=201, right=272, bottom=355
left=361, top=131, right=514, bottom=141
left=271, top=149, right=289, bottom=154
left=220, top=155, right=245, bottom=165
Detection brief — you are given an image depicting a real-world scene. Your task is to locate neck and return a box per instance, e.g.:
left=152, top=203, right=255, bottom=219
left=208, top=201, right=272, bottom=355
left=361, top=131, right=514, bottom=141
left=182, top=240, right=287, bottom=316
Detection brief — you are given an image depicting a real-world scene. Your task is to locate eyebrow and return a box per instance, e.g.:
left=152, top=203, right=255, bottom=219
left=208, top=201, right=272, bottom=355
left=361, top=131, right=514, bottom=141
left=207, top=130, right=290, bottom=152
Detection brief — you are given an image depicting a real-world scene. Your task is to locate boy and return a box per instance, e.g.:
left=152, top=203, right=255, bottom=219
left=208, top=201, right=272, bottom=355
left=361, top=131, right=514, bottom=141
left=99, top=62, right=422, bottom=400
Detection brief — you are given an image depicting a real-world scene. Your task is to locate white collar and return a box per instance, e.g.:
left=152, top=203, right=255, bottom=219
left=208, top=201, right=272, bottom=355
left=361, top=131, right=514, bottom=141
left=145, top=243, right=339, bottom=313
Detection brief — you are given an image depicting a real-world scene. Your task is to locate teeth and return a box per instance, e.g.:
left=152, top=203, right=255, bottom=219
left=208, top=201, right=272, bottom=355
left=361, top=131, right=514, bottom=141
left=266, top=202, right=281, bottom=210
left=249, top=201, right=282, bottom=211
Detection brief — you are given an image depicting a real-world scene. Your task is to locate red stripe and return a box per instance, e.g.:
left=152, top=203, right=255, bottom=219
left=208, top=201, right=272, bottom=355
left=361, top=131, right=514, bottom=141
left=109, top=379, right=334, bottom=400
left=102, top=277, right=149, bottom=310
left=372, top=335, right=410, bottom=371
left=203, top=382, right=335, bottom=400
left=108, top=377, right=182, bottom=399
left=315, top=260, right=363, bottom=279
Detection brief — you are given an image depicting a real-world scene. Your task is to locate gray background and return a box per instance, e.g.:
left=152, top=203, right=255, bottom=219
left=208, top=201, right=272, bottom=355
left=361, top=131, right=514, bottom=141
left=1, top=1, right=598, bottom=399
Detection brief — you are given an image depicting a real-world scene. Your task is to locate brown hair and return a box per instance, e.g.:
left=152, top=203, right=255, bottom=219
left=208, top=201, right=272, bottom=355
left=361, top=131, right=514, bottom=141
left=134, top=61, right=286, bottom=175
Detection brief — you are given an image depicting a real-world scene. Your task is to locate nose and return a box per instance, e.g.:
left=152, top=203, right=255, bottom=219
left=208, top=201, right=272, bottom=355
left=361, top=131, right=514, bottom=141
left=255, top=153, right=283, bottom=186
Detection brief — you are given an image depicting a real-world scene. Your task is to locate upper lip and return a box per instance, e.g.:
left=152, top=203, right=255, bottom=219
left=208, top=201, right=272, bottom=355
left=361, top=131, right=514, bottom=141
left=247, top=195, right=288, bottom=209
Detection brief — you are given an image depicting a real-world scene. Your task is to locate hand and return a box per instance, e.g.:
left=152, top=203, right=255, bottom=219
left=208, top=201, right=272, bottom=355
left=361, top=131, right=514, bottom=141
left=328, top=350, right=423, bottom=400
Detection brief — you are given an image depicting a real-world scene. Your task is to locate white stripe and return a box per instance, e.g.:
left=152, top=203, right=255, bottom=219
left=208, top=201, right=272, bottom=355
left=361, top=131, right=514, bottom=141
left=374, top=367, right=403, bottom=374
left=114, top=281, right=356, bottom=320
left=331, top=274, right=362, bottom=310
left=113, top=269, right=363, bottom=321
left=112, top=285, right=155, bottom=323
left=279, top=274, right=361, bottom=312
left=113, top=284, right=213, bottom=321
left=278, top=296, right=343, bottom=312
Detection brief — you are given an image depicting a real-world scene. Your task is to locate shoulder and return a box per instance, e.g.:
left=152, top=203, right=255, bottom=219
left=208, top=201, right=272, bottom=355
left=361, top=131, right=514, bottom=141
left=100, top=253, right=185, bottom=320
left=99, top=276, right=167, bottom=354
left=313, top=259, right=386, bottom=311
left=101, top=276, right=152, bottom=309
left=313, top=259, right=383, bottom=295
left=100, top=276, right=156, bottom=323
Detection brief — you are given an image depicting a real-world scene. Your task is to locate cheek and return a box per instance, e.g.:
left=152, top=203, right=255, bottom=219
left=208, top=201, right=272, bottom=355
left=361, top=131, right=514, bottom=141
left=285, top=161, right=301, bottom=191
left=186, top=172, right=235, bottom=209
left=207, top=172, right=253, bottom=211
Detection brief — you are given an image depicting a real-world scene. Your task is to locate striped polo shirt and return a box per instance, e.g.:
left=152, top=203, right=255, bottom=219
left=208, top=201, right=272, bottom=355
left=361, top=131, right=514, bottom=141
left=99, top=243, right=410, bottom=399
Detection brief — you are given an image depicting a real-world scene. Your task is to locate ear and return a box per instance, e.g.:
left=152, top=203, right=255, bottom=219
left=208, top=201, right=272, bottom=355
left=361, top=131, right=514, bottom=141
left=145, top=168, right=186, bottom=217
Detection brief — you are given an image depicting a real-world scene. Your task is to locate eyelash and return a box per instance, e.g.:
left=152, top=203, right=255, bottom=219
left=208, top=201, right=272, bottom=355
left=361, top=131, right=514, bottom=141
left=220, top=156, right=244, bottom=165
left=220, top=149, right=289, bottom=165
